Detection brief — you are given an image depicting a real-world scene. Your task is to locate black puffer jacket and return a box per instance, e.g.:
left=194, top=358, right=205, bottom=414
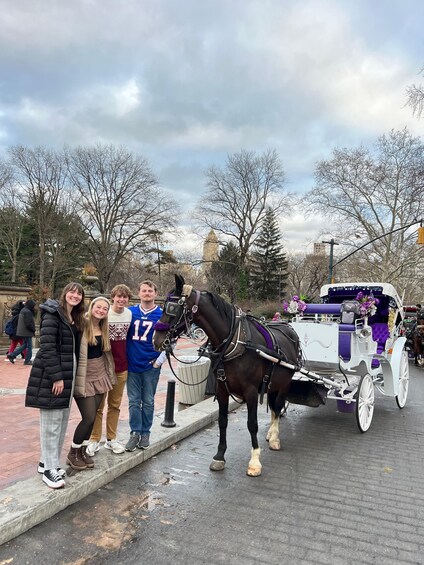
left=25, top=299, right=80, bottom=409
left=16, top=299, right=36, bottom=337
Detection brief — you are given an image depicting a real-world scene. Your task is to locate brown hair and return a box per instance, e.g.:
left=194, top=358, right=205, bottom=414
left=59, top=282, right=85, bottom=332
left=110, top=284, right=132, bottom=299
left=85, top=296, right=111, bottom=351
left=139, top=279, right=157, bottom=292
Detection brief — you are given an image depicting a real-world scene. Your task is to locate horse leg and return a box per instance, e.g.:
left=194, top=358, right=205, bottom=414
left=209, top=384, right=229, bottom=472
left=246, top=391, right=262, bottom=477
left=266, top=391, right=286, bottom=451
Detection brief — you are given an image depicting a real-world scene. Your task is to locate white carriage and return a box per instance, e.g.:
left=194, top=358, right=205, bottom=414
left=286, top=282, right=409, bottom=432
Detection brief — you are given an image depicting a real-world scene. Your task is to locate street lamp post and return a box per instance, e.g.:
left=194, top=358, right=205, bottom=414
left=324, top=219, right=424, bottom=283
left=322, top=238, right=339, bottom=284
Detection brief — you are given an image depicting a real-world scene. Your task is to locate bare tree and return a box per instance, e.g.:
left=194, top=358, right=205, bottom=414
left=66, top=144, right=178, bottom=292
left=8, top=146, right=69, bottom=287
left=287, top=253, right=328, bottom=301
left=405, top=67, right=424, bottom=118
left=194, top=149, right=291, bottom=266
left=45, top=206, right=90, bottom=291
left=0, top=160, right=25, bottom=281
left=306, top=129, right=424, bottom=286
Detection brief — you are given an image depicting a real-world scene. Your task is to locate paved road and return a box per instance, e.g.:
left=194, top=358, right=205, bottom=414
left=1, top=363, right=424, bottom=565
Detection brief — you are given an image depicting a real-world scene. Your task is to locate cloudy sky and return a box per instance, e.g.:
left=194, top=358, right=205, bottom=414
left=0, top=0, right=422, bottom=256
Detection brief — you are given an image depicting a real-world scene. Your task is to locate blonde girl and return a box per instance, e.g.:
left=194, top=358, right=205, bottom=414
left=67, top=296, right=116, bottom=470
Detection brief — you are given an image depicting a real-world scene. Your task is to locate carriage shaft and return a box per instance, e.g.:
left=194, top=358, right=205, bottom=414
left=255, top=349, right=345, bottom=390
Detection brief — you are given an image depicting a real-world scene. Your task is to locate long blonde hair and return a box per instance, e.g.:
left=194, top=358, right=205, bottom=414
left=84, top=296, right=111, bottom=352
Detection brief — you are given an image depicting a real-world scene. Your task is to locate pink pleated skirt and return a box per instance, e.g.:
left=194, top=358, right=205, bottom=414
left=85, top=356, right=113, bottom=396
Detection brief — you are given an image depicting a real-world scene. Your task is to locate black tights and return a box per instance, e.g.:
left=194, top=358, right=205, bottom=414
left=73, top=394, right=104, bottom=445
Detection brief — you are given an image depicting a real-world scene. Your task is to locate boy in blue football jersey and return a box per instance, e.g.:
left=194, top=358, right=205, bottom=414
left=125, top=280, right=166, bottom=451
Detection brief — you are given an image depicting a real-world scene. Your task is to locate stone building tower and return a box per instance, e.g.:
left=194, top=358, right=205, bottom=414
left=202, top=229, right=219, bottom=276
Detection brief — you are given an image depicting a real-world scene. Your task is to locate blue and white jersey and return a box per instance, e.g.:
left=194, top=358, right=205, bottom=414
left=127, top=304, right=163, bottom=372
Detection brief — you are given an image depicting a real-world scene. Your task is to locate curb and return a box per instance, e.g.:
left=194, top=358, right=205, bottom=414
left=0, top=397, right=240, bottom=546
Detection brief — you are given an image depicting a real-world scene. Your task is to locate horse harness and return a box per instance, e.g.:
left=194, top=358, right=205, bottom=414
left=160, top=285, right=301, bottom=404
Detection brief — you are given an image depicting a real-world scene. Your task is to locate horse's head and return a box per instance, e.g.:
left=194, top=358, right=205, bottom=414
left=153, top=274, right=197, bottom=351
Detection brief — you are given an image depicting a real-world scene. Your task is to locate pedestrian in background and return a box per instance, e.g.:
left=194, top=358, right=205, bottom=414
left=67, top=296, right=116, bottom=470
left=7, top=299, right=36, bottom=365
left=25, top=282, right=85, bottom=489
left=4, top=300, right=26, bottom=361
left=87, top=284, right=132, bottom=456
left=125, top=280, right=166, bottom=452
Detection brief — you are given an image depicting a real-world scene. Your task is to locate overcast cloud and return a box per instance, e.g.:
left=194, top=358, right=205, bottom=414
left=0, top=0, right=422, bottom=256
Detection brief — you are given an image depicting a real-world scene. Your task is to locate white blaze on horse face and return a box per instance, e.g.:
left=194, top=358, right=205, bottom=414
left=247, top=447, right=262, bottom=477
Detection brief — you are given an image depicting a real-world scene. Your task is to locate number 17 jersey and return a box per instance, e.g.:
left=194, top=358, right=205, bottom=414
left=126, top=304, right=163, bottom=372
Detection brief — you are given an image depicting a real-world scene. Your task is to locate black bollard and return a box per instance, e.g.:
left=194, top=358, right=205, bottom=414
left=161, top=380, right=177, bottom=428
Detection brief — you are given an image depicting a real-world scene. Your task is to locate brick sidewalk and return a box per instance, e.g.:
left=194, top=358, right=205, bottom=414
left=0, top=339, right=205, bottom=490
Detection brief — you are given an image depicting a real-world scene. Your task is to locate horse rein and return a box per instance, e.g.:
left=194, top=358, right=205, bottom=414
left=156, top=286, right=245, bottom=400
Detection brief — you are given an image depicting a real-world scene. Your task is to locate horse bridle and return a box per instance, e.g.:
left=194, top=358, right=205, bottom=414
left=154, top=285, right=201, bottom=351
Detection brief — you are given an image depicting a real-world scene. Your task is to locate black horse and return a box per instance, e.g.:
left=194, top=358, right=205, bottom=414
left=153, top=275, right=302, bottom=477
left=413, top=313, right=424, bottom=366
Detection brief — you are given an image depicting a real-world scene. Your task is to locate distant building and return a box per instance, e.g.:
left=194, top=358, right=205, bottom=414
left=314, top=243, right=327, bottom=255
left=202, top=230, right=219, bottom=273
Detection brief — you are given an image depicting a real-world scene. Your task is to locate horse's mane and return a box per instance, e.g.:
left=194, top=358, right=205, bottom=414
left=205, top=291, right=234, bottom=323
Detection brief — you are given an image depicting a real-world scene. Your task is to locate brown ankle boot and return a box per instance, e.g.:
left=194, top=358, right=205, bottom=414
left=81, top=445, right=95, bottom=468
left=66, top=446, right=87, bottom=470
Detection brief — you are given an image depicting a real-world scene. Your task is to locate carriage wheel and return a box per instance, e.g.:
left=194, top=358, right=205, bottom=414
left=356, top=373, right=375, bottom=433
left=396, top=350, right=409, bottom=409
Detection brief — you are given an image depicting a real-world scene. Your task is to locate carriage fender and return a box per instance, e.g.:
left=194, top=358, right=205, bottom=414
left=383, top=336, right=406, bottom=397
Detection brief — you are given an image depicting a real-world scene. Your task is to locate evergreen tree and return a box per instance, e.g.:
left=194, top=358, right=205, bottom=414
left=249, top=208, right=288, bottom=300
left=207, top=241, right=241, bottom=304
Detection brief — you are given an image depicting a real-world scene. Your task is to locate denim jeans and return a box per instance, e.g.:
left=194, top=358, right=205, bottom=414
left=127, top=367, right=161, bottom=435
left=10, top=336, right=33, bottom=363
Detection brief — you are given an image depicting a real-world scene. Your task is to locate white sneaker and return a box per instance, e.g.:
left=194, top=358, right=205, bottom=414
left=86, top=441, right=100, bottom=457
left=104, top=439, right=125, bottom=454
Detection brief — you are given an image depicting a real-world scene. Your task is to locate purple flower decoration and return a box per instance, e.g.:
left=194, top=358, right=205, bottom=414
left=355, top=292, right=379, bottom=317
left=283, top=295, right=306, bottom=314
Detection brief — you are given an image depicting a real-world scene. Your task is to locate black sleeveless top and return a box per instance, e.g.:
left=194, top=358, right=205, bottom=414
left=87, top=335, right=103, bottom=359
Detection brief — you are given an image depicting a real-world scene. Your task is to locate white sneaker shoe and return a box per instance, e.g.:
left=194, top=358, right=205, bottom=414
left=86, top=441, right=100, bottom=457
left=104, top=439, right=125, bottom=454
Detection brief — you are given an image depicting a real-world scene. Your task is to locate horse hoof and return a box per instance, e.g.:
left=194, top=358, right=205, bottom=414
left=247, top=465, right=262, bottom=477
left=269, top=440, right=281, bottom=451
left=210, top=460, right=225, bottom=472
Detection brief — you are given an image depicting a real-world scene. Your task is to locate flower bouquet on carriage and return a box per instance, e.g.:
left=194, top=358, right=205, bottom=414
left=283, top=295, right=307, bottom=317
left=355, top=291, right=379, bottom=324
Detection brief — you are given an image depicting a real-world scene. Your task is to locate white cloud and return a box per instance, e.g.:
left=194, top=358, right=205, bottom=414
left=0, top=0, right=423, bottom=254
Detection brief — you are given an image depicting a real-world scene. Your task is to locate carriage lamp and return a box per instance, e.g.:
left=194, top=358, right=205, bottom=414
left=418, top=226, right=424, bottom=245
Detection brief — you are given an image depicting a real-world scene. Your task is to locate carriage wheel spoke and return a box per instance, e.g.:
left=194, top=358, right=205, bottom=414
left=356, top=374, right=374, bottom=433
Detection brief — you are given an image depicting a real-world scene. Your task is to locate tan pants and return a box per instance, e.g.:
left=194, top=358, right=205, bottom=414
left=90, top=371, right=128, bottom=442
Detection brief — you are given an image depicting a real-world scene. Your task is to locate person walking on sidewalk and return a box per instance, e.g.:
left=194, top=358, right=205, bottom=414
left=7, top=299, right=36, bottom=365
left=4, top=300, right=26, bottom=361
left=125, top=280, right=166, bottom=452
left=67, top=296, right=116, bottom=471
left=86, top=284, right=132, bottom=456
left=25, top=282, right=85, bottom=489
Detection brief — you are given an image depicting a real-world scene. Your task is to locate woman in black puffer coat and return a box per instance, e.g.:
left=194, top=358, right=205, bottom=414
left=25, top=282, right=85, bottom=489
